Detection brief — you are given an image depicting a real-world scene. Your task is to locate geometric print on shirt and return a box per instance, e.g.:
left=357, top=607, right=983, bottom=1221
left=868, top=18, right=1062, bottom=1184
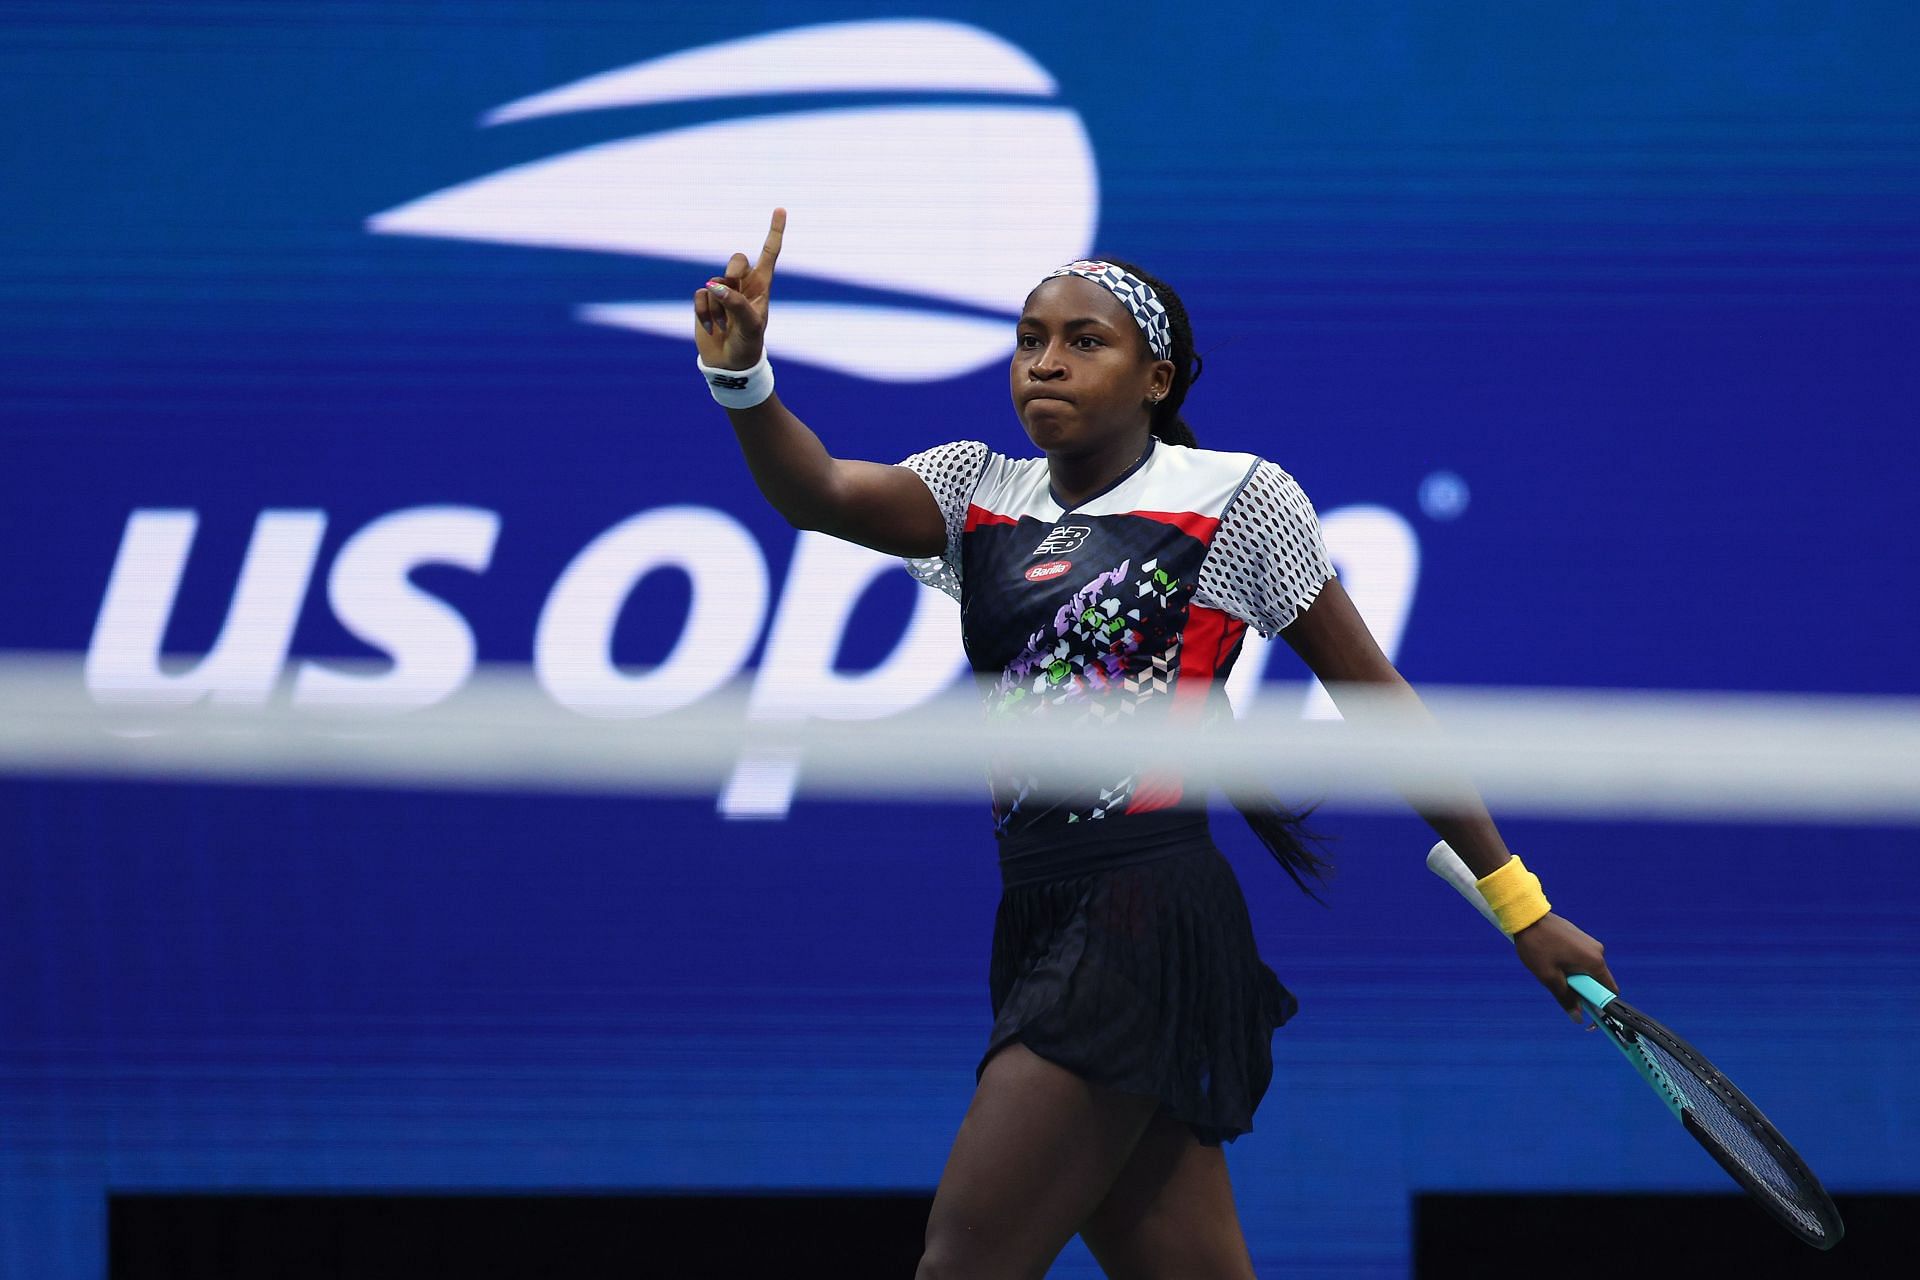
left=899, top=437, right=1336, bottom=840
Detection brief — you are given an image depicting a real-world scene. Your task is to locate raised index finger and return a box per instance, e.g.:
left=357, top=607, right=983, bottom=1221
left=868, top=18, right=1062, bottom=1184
left=755, top=207, right=786, bottom=275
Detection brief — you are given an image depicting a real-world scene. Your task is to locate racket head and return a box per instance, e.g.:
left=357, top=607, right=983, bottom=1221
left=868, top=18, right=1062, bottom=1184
left=1586, top=992, right=1846, bottom=1251
left=1425, top=842, right=1844, bottom=1250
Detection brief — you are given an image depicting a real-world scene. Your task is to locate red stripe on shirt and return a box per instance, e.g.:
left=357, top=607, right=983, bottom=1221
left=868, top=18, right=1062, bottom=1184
left=1125, top=509, right=1220, bottom=542
left=963, top=505, right=1020, bottom=531
left=1173, top=604, right=1245, bottom=713
left=1125, top=605, right=1246, bottom=815
left=1124, top=774, right=1185, bottom=815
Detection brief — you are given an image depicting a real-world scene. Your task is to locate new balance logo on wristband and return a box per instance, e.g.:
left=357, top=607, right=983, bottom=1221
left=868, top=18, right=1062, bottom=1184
left=707, top=372, right=751, bottom=389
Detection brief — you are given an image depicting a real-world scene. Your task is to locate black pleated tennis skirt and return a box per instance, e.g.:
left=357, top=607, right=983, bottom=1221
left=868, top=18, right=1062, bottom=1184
left=983, top=815, right=1296, bottom=1146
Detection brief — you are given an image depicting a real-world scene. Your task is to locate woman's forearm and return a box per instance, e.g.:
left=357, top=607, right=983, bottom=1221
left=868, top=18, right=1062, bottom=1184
left=1413, top=801, right=1514, bottom=879
left=724, top=394, right=848, bottom=532
left=720, top=394, right=946, bottom=557
left=1327, top=674, right=1516, bottom=877
left=1286, top=583, right=1520, bottom=879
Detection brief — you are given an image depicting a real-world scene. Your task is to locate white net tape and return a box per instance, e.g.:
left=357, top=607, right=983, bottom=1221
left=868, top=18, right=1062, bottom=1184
left=4, top=654, right=1918, bottom=822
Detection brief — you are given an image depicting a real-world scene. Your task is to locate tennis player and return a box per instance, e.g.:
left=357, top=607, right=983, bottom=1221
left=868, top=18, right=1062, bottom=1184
left=694, top=210, right=1615, bottom=1279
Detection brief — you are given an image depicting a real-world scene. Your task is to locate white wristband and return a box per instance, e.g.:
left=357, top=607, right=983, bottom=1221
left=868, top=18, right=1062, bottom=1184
left=697, top=352, right=775, bottom=409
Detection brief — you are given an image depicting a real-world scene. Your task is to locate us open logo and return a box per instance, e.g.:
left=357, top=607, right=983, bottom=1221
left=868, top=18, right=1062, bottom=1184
left=367, top=19, right=1099, bottom=383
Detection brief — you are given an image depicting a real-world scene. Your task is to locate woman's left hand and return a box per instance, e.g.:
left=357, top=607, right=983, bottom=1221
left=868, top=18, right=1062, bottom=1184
left=1513, top=913, right=1616, bottom=1025
left=693, top=207, right=785, bottom=371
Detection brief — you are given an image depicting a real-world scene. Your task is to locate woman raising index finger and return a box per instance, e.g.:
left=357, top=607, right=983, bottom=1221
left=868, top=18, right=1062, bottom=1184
left=692, top=207, right=786, bottom=367
left=692, top=228, right=1613, bottom=1278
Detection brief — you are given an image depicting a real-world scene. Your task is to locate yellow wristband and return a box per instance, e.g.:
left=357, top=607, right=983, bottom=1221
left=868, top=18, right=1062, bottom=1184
left=1475, top=854, right=1552, bottom=936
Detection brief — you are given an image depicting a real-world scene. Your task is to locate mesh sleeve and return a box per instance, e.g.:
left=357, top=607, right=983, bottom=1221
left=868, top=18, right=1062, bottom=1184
left=1194, top=461, right=1337, bottom=636
left=897, top=439, right=991, bottom=600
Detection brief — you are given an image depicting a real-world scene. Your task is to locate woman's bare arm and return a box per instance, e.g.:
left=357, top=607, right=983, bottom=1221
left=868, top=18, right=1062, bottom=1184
left=694, top=209, right=946, bottom=558
left=1279, top=578, right=1513, bottom=877
left=720, top=396, right=946, bottom=557
left=1281, top=578, right=1617, bottom=1015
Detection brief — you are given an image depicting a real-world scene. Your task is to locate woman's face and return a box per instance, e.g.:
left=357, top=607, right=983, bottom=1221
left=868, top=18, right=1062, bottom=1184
left=1011, top=276, right=1173, bottom=457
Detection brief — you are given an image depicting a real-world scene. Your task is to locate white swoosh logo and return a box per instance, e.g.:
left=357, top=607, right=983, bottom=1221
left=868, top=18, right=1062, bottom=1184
left=579, top=301, right=1016, bottom=383
left=483, top=18, right=1057, bottom=124
left=366, top=21, right=1099, bottom=382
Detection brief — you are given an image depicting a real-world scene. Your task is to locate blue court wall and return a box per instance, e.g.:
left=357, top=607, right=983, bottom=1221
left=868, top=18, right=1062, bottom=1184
left=3, top=3, right=1917, bottom=1275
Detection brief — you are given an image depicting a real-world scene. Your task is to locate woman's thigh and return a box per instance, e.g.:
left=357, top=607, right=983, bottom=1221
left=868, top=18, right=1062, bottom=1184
left=1077, top=1110, right=1258, bottom=1280
left=916, top=1043, right=1159, bottom=1280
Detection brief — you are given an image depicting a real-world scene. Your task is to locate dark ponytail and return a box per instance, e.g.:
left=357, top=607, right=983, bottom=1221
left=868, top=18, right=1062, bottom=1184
left=1106, top=259, right=1334, bottom=897
left=1239, top=795, right=1335, bottom=900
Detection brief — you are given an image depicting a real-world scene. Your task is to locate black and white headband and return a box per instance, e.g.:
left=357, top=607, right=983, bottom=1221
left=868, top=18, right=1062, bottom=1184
left=1042, top=259, right=1173, bottom=362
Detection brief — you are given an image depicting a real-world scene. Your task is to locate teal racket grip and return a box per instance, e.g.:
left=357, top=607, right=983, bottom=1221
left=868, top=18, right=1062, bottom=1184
left=1566, top=973, right=1618, bottom=1011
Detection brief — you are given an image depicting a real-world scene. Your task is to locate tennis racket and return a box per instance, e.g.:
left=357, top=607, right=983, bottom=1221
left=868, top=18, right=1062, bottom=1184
left=1427, top=840, right=1846, bottom=1250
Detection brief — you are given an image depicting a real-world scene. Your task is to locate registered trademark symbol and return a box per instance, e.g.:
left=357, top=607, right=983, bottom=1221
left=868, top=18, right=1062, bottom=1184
left=1419, top=471, right=1469, bottom=521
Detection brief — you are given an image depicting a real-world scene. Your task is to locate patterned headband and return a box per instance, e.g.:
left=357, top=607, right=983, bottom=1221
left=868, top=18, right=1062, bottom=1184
left=1042, top=259, right=1173, bottom=362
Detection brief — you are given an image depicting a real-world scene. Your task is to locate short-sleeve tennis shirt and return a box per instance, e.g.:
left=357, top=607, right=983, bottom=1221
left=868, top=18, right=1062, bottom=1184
left=899, top=438, right=1336, bottom=844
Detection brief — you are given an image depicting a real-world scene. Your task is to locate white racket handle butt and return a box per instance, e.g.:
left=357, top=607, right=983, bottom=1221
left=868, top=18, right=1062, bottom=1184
left=1427, top=840, right=1512, bottom=943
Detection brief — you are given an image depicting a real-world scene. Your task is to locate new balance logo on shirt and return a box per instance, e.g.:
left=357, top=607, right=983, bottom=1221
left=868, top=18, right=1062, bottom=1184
left=1032, top=525, right=1091, bottom=556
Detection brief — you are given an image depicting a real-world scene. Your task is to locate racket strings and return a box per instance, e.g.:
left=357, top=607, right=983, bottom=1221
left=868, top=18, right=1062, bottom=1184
left=1630, top=1022, right=1831, bottom=1239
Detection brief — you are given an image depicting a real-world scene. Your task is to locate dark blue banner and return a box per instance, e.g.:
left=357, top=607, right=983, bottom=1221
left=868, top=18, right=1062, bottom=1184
left=4, top=4, right=1916, bottom=1274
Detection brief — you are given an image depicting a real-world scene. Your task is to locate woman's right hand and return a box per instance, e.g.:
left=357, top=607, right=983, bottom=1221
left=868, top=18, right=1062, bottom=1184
left=1514, top=912, right=1618, bottom=1025
left=693, top=207, right=785, bottom=370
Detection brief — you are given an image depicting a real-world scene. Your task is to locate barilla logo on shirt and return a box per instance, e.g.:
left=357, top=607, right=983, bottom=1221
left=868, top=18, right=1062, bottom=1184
left=1025, top=560, right=1073, bottom=582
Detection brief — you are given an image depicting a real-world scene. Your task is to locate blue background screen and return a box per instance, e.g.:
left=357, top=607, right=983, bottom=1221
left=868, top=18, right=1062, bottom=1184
left=3, top=4, right=1916, bottom=1274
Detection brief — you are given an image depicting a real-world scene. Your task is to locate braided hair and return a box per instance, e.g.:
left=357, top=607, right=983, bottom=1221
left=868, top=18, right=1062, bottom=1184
left=1099, top=258, right=1203, bottom=448
left=1095, top=258, right=1334, bottom=896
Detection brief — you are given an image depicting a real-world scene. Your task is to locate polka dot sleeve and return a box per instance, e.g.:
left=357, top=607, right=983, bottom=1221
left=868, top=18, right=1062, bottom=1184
left=898, top=439, right=991, bottom=600
left=1194, top=461, right=1337, bottom=636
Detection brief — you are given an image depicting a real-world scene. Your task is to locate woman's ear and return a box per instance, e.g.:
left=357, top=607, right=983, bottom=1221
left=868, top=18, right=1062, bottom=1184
left=1149, top=358, right=1176, bottom=401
